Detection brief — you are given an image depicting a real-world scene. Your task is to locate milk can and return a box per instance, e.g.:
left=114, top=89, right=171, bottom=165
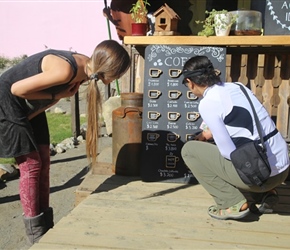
left=112, top=93, right=143, bottom=176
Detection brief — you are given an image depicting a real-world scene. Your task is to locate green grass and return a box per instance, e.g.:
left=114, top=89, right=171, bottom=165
left=0, top=113, right=86, bottom=164
left=0, top=158, right=15, bottom=164
left=47, top=113, right=86, bottom=145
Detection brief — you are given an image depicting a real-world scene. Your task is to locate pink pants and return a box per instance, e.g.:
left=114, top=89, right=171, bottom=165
left=15, top=145, right=50, bottom=217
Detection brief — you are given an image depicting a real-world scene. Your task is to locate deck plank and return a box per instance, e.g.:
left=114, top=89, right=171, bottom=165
left=30, top=175, right=290, bottom=249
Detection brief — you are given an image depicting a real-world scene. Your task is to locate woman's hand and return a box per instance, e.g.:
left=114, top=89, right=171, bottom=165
left=203, top=129, right=213, bottom=140
left=56, top=82, right=81, bottom=100
left=194, top=129, right=213, bottom=141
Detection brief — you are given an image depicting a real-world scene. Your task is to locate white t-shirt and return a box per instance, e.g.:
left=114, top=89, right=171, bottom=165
left=199, top=82, right=289, bottom=176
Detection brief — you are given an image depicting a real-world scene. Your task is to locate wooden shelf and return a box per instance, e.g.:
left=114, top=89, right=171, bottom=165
left=124, top=35, right=290, bottom=46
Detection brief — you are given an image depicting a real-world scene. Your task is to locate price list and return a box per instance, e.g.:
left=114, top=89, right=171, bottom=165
left=141, top=45, right=226, bottom=183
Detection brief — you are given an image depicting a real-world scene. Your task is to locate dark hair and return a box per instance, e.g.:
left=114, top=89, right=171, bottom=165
left=182, top=56, right=222, bottom=87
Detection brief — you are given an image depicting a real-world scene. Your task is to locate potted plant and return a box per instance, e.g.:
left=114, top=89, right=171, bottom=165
left=196, top=9, right=237, bottom=37
left=130, top=0, right=150, bottom=36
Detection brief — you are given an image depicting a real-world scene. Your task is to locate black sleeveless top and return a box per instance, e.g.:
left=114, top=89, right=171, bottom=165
left=0, top=49, right=78, bottom=157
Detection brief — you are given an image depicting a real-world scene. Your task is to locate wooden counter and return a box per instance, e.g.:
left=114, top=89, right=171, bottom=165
left=124, top=35, right=290, bottom=46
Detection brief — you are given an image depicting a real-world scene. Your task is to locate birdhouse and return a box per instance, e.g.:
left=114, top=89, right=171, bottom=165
left=153, top=3, right=180, bottom=36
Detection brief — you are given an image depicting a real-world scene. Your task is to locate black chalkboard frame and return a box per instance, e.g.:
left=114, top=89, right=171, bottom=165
left=141, top=45, right=227, bottom=183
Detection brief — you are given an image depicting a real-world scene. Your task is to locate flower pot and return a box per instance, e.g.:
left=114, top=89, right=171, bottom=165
left=131, top=23, right=147, bottom=36
left=214, top=13, right=232, bottom=36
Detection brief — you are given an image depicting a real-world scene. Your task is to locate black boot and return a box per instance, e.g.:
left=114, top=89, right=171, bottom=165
left=23, top=213, right=47, bottom=244
left=43, top=207, right=54, bottom=230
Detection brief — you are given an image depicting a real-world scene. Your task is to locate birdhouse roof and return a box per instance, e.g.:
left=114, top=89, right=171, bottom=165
left=153, top=3, right=181, bottom=20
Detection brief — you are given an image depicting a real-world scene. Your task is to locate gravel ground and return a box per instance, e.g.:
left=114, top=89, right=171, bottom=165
left=0, top=142, right=90, bottom=250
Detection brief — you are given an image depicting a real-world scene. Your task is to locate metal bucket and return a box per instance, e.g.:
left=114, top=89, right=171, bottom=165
left=112, top=93, right=143, bottom=176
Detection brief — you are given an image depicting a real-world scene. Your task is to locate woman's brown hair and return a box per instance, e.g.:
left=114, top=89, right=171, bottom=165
left=86, top=40, right=130, bottom=167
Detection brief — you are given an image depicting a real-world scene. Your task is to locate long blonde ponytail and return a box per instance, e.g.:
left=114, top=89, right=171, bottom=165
left=85, top=40, right=130, bottom=167
left=86, top=78, right=102, bottom=167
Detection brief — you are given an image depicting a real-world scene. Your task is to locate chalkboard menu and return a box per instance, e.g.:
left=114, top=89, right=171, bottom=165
left=141, top=45, right=226, bottom=183
left=264, top=0, right=290, bottom=35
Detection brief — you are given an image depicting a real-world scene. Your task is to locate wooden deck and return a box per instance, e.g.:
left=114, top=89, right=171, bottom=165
left=30, top=171, right=290, bottom=250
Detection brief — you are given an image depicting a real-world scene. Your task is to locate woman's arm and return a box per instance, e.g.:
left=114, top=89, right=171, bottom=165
left=199, top=101, right=236, bottom=159
left=25, top=79, right=80, bottom=120
left=21, top=81, right=81, bottom=101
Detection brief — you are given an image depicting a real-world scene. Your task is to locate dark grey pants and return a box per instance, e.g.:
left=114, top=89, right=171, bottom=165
left=181, top=141, right=289, bottom=209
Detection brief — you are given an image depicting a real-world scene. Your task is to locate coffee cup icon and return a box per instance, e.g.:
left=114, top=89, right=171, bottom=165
left=167, top=133, right=180, bottom=143
left=187, top=91, right=198, bottom=100
left=215, top=69, right=221, bottom=76
left=168, top=112, right=181, bottom=121
left=147, top=133, right=160, bottom=142
left=168, top=90, right=182, bottom=100
left=187, top=112, right=200, bottom=121
left=165, top=155, right=179, bottom=168
left=169, top=69, right=182, bottom=78
left=148, top=111, right=161, bottom=120
left=149, top=68, right=162, bottom=78
left=148, top=90, right=162, bottom=99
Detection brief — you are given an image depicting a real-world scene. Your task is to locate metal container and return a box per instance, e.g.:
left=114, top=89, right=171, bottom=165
left=229, top=10, right=262, bottom=36
left=112, top=93, right=143, bottom=176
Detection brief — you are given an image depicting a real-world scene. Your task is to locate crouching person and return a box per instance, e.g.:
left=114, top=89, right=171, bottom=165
left=181, top=55, right=289, bottom=220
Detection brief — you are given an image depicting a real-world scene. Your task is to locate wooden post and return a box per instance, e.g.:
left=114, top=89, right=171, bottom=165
left=247, top=53, right=258, bottom=91
left=230, top=53, right=242, bottom=82
left=262, top=54, right=275, bottom=115
left=277, top=54, right=290, bottom=139
left=71, top=92, right=80, bottom=143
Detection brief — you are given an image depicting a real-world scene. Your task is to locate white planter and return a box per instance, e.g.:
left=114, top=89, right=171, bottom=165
left=214, top=13, right=232, bottom=36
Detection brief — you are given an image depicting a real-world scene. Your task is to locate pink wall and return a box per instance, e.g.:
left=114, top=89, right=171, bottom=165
left=0, top=0, right=119, bottom=58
